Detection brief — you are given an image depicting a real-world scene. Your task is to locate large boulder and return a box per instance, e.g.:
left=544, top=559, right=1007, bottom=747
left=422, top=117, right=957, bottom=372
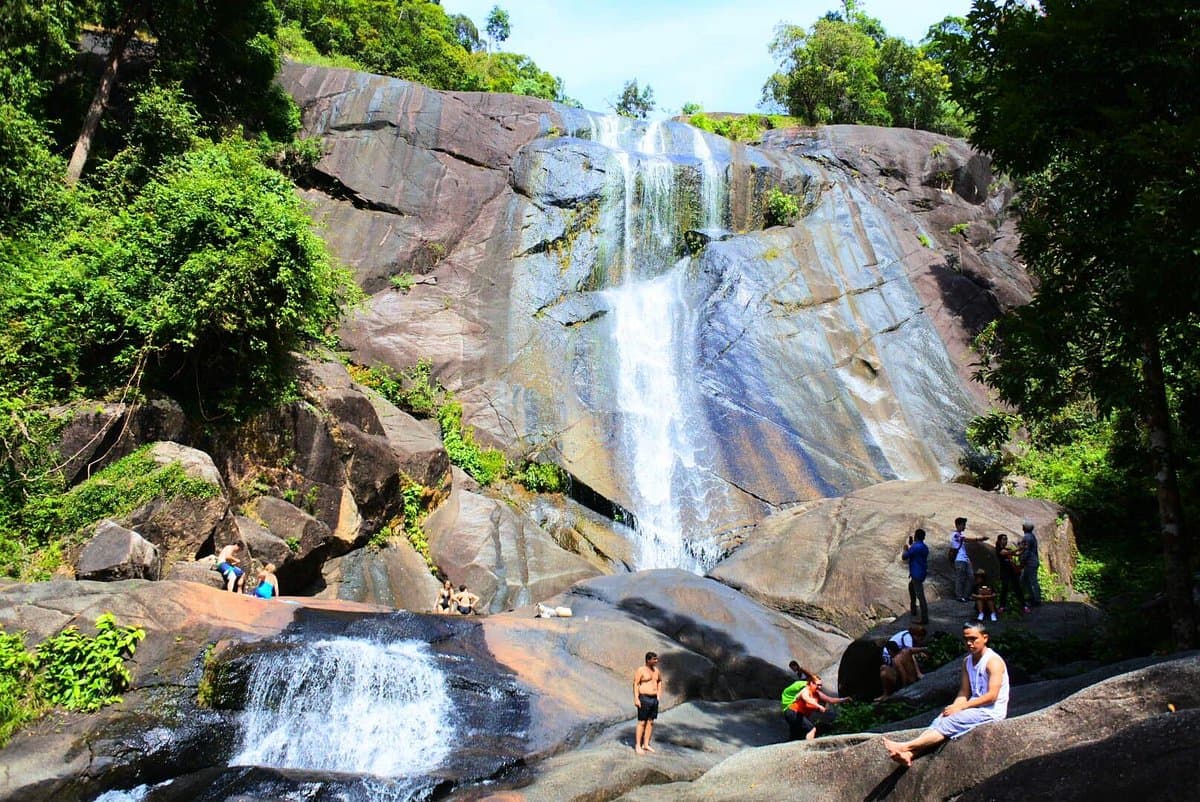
left=424, top=480, right=603, bottom=613
left=74, top=520, right=160, bottom=581
left=122, top=442, right=232, bottom=564
left=53, top=399, right=187, bottom=486
left=316, top=537, right=442, bottom=610
left=711, top=481, right=1075, bottom=636
left=610, top=655, right=1200, bottom=802
left=480, top=570, right=848, bottom=758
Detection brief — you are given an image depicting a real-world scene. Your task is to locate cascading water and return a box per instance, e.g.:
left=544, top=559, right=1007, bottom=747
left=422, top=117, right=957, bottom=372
left=582, top=115, right=732, bottom=572
left=231, top=635, right=455, bottom=800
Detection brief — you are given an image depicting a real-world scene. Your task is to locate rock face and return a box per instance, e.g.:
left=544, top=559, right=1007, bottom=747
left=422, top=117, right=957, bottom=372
left=609, top=655, right=1200, bottom=802
left=711, top=480, right=1076, bottom=635
left=278, top=63, right=1029, bottom=553
left=424, top=479, right=603, bottom=613
left=481, top=570, right=849, bottom=757
left=74, top=520, right=160, bottom=581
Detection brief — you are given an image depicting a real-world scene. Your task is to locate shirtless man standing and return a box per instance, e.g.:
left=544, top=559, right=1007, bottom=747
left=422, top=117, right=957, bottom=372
left=216, top=542, right=246, bottom=593
left=633, top=652, right=662, bottom=755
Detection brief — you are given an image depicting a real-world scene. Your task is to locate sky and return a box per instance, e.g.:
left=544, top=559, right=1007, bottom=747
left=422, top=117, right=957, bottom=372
left=443, top=1, right=974, bottom=116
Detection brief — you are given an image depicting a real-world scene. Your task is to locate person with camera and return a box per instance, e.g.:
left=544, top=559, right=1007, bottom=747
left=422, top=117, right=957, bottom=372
left=901, top=528, right=930, bottom=624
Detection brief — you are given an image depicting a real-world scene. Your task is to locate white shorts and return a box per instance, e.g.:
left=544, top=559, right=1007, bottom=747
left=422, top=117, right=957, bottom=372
left=930, top=708, right=1001, bottom=739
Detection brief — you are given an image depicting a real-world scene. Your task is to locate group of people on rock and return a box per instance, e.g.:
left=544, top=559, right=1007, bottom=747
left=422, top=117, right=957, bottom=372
left=215, top=543, right=279, bottom=599
left=902, top=517, right=1042, bottom=627
left=434, top=579, right=480, bottom=615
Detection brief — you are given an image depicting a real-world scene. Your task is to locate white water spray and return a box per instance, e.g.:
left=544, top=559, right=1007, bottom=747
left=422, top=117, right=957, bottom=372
left=232, top=637, right=454, bottom=778
left=583, top=115, right=731, bottom=572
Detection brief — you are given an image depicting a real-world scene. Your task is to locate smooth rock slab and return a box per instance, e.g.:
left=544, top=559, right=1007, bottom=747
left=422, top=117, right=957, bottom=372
left=75, top=520, right=160, bottom=582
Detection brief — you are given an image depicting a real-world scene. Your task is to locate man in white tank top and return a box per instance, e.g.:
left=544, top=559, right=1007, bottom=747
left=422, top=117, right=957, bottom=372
left=882, top=622, right=1009, bottom=766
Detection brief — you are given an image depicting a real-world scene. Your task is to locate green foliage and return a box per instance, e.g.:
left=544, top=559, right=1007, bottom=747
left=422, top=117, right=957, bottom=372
left=0, top=139, right=358, bottom=418
left=285, top=537, right=300, bottom=553
left=375, top=482, right=434, bottom=570
left=680, top=102, right=702, bottom=116
left=827, top=699, right=917, bottom=734
left=513, top=461, right=568, bottom=493
left=0, top=613, right=144, bottom=745
left=3, top=446, right=220, bottom=580
left=0, top=630, right=39, bottom=746
left=614, top=79, right=655, bottom=119
left=35, top=613, right=145, bottom=713
left=438, top=401, right=507, bottom=486
left=485, top=5, right=511, bottom=46
left=948, top=222, right=969, bottom=237
left=762, top=9, right=965, bottom=135
left=687, top=113, right=803, bottom=143
left=350, top=359, right=444, bottom=418
left=916, top=233, right=931, bottom=248
left=764, top=187, right=801, bottom=227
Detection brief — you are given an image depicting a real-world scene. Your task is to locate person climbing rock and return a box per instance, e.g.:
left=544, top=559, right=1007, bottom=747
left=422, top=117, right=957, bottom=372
left=877, top=624, right=927, bottom=700
left=633, top=651, right=662, bottom=754
left=452, top=585, right=480, bottom=615
left=216, top=543, right=246, bottom=593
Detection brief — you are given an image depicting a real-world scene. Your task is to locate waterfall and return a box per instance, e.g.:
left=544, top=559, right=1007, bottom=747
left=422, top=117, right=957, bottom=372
left=232, top=636, right=454, bottom=783
left=581, top=115, right=731, bottom=573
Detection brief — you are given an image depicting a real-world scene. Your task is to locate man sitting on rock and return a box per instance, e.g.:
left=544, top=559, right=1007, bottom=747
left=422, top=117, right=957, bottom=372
left=882, top=622, right=1009, bottom=766
left=452, top=585, right=480, bottom=615
left=216, top=542, right=246, bottom=593
left=877, top=624, right=927, bottom=700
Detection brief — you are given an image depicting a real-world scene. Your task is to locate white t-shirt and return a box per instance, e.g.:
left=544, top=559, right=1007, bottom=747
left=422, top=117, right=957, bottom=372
left=951, top=529, right=969, bottom=563
left=966, top=647, right=1010, bottom=719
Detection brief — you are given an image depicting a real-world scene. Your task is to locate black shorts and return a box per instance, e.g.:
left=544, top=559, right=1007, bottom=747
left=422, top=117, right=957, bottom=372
left=637, top=694, right=659, bottom=721
left=784, top=708, right=815, bottom=740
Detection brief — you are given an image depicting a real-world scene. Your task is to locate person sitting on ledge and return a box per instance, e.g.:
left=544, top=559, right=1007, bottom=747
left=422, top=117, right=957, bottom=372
left=882, top=621, right=1009, bottom=766
left=877, top=624, right=927, bottom=700
left=452, top=585, right=480, bottom=615
left=253, top=563, right=279, bottom=599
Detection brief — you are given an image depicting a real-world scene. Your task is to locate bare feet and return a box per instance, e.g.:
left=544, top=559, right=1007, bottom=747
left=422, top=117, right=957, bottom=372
left=635, top=746, right=645, bottom=755
left=882, top=737, right=914, bottom=767
left=643, top=745, right=656, bottom=753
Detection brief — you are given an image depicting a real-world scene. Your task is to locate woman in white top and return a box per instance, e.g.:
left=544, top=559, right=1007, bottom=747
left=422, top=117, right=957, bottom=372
left=882, top=622, right=1009, bottom=766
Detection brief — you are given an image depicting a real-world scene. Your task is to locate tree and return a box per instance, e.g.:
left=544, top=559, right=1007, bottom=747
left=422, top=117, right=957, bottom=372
left=961, top=0, right=1199, bottom=648
left=761, top=19, right=889, bottom=126
left=65, top=0, right=288, bottom=185
left=451, top=13, right=482, bottom=52
left=486, top=5, right=510, bottom=50
left=613, top=79, right=655, bottom=119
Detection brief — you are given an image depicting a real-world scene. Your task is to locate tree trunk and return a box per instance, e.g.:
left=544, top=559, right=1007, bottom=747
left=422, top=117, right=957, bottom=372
left=65, top=9, right=140, bottom=186
left=1141, top=332, right=1198, bottom=649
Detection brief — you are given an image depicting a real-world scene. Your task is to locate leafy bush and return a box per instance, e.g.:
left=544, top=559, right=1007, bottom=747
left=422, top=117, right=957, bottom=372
left=438, top=401, right=507, bottom=486
left=3, top=446, right=220, bottom=579
left=0, top=630, right=39, bottom=746
left=35, top=613, right=145, bottom=712
left=350, top=359, right=444, bottom=418
left=0, top=139, right=359, bottom=419
left=827, top=699, right=917, bottom=734
left=0, top=613, right=144, bottom=745
left=764, top=187, right=801, bottom=227
left=514, top=461, right=568, bottom=493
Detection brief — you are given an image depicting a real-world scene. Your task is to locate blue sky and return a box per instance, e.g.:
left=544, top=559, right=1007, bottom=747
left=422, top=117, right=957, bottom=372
left=443, top=1, right=974, bottom=116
